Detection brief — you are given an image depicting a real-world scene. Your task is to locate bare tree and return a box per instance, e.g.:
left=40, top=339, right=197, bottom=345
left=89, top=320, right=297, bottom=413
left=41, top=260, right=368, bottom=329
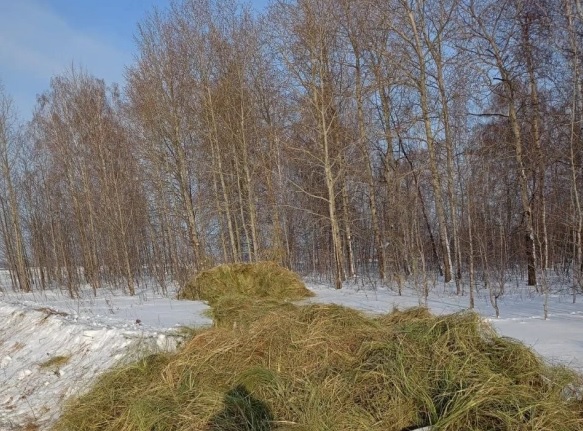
left=463, top=0, right=538, bottom=286
left=395, top=0, right=454, bottom=282
left=0, top=84, right=31, bottom=292
left=128, top=11, right=206, bottom=273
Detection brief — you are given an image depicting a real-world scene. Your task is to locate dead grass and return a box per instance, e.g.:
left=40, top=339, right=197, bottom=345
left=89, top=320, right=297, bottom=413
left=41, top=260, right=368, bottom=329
left=177, top=261, right=313, bottom=304
left=53, top=306, right=583, bottom=431
left=39, top=355, right=70, bottom=369
left=36, top=307, right=69, bottom=323
left=10, top=341, right=25, bottom=353
left=52, top=263, right=583, bottom=430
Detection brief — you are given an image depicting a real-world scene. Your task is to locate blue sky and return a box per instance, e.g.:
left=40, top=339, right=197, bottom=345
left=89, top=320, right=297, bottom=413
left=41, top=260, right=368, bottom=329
left=0, top=0, right=269, bottom=120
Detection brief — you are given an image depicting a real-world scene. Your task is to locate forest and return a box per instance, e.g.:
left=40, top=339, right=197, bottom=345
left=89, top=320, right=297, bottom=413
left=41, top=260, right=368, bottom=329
left=0, top=0, right=580, bottom=301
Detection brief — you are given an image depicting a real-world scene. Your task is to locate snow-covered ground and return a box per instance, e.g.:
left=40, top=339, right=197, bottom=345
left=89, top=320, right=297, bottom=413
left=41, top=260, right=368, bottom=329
left=1, top=275, right=582, bottom=430
left=0, top=284, right=212, bottom=430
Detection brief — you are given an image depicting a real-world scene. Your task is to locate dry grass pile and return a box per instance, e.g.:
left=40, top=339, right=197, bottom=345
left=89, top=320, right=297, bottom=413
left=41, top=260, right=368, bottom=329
left=178, top=262, right=312, bottom=303
left=177, top=262, right=313, bottom=327
left=53, top=304, right=583, bottom=431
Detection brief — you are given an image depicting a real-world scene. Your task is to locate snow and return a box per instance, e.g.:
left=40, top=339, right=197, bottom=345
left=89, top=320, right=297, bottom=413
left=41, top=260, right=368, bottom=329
left=0, top=283, right=212, bottom=430
left=1, top=274, right=583, bottom=430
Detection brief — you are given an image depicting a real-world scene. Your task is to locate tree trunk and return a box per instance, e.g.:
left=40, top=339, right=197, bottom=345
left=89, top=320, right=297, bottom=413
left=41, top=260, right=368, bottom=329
left=432, top=37, right=462, bottom=291
left=341, top=175, right=356, bottom=279
left=238, top=96, right=260, bottom=262
left=206, top=88, right=238, bottom=262
left=506, top=80, right=537, bottom=287
left=353, top=48, right=386, bottom=281
left=522, top=18, right=548, bottom=272
left=407, top=9, right=453, bottom=282
left=467, top=178, right=475, bottom=309
left=317, top=84, right=344, bottom=289
left=174, top=134, right=204, bottom=270
left=566, top=0, right=583, bottom=301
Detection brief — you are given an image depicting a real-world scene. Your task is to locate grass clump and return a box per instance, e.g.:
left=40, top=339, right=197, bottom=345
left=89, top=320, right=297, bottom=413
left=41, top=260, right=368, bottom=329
left=177, top=262, right=313, bottom=305
left=209, top=294, right=299, bottom=328
left=52, top=303, right=583, bottom=431
left=178, top=262, right=314, bottom=328
left=54, top=353, right=174, bottom=430
left=39, top=355, right=70, bottom=369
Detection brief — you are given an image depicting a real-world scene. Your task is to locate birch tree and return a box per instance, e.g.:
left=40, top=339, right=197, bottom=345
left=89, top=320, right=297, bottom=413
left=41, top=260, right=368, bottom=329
left=0, top=85, right=31, bottom=292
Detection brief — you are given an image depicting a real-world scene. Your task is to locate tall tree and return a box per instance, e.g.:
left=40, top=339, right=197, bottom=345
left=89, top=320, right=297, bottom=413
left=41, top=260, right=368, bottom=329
left=464, top=0, right=538, bottom=286
left=0, top=84, right=31, bottom=292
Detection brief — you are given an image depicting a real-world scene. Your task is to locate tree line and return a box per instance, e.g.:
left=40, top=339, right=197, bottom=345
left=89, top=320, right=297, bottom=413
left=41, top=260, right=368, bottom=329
left=1, top=0, right=582, bottom=302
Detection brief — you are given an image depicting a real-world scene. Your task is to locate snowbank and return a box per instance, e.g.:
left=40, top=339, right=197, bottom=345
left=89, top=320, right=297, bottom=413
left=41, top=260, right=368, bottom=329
left=0, top=287, right=212, bottom=429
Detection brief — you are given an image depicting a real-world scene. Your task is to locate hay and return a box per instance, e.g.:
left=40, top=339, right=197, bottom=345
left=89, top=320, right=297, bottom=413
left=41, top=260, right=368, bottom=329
left=209, top=295, right=298, bottom=328
left=53, top=305, right=583, bottom=431
left=52, top=264, right=583, bottom=431
left=177, top=262, right=313, bottom=304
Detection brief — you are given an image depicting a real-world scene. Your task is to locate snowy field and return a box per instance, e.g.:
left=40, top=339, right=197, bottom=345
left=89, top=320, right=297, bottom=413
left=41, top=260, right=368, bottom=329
left=1, top=275, right=583, bottom=430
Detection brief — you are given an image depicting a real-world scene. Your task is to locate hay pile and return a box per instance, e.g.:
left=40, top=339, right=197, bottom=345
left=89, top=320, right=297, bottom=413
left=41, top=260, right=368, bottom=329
left=177, top=262, right=313, bottom=327
left=53, top=264, right=583, bottom=431
left=178, top=262, right=312, bottom=304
